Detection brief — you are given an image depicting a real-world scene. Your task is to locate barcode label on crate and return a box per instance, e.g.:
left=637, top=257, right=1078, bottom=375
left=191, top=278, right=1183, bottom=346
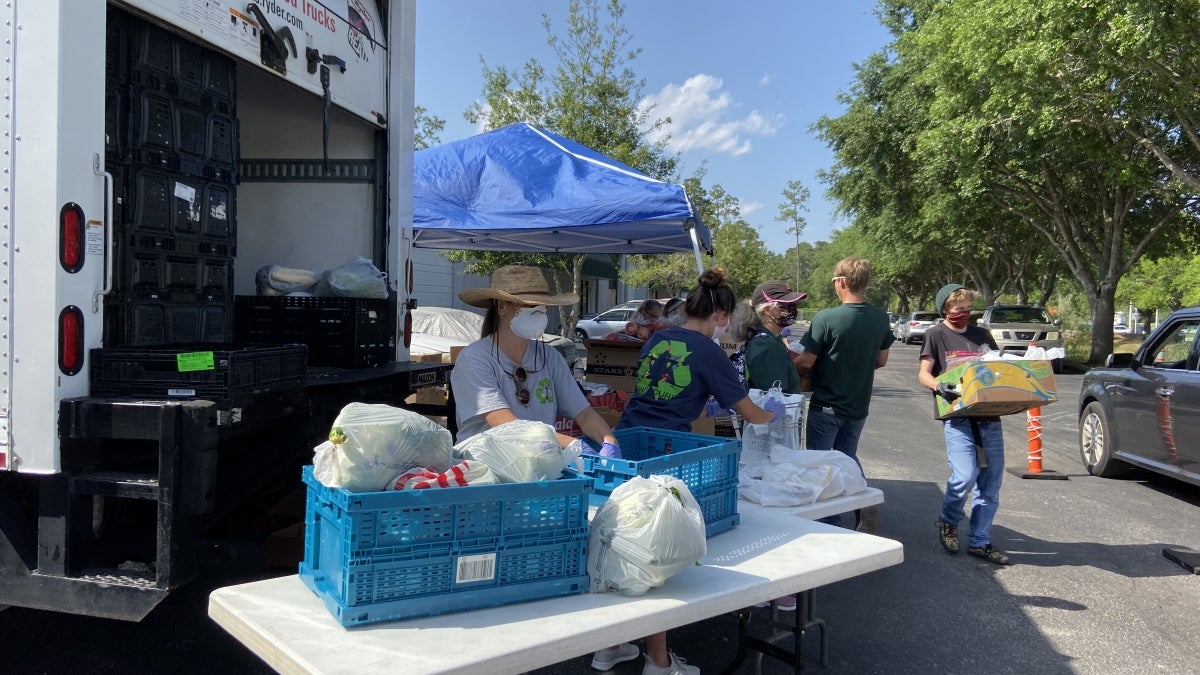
left=167, top=388, right=197, bottom=397
left=455, top=553, right=496, bottom=584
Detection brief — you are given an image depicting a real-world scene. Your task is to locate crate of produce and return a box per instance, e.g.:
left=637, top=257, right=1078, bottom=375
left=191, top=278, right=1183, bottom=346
left=298, top=466, right=591, bottom=627
left=234, top=295, right=395, bottom=368
left=89, top=343, right=306, bottom=402
left=576, top=427, right=741, bottom=537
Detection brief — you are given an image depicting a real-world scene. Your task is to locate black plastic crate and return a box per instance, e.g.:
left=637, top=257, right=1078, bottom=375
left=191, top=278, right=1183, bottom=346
left=106, top=7, right=130, bottom=84
left=105, top=83, right=130, bottom=161
left=118, top=244, right=233, bottom=296
left=130, top=18, right=236, bottom=114
left=90, top=344, right=307, bottom=402
left=126, top=168, right=236, bottom=244
left=234, top=296, right=395, bottom=368
left=131, top=91, right=238, bottom=179
left=104, top=293, right=233, bottom=346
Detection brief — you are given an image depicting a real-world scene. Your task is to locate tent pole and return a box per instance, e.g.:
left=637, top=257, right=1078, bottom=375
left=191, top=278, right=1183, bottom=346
left=689, top=227, right=704, bottom=275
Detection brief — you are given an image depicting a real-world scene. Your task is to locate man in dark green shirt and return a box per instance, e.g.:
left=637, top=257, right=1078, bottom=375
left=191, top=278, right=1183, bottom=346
left=795, top=256, right=894, bottom=468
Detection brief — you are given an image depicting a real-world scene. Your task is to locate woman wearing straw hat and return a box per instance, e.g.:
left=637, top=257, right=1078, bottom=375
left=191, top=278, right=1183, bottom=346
left=452, top=265, right=621, bottom=457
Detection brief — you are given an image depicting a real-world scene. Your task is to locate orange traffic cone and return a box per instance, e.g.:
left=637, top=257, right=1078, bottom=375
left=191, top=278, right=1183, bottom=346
left=1021, top=406, right=1067, bottom=480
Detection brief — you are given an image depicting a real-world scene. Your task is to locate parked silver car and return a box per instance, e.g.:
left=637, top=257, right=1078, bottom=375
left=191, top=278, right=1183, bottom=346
left=899, top=311, right=940, bottom=344
left=574, top=306, right=637, bottom=340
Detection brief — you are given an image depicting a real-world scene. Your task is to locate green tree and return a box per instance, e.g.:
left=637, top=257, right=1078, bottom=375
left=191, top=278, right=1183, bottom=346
left=776, top=180, right=810, bottom=289
left=414, top=106, right=445, bottom=150
left=448, top=0, right=677, bottom=336
left=910, top=0, right=1200, bottom=362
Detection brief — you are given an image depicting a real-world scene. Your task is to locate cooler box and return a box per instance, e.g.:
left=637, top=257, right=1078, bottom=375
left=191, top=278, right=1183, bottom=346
left=575, top=427, right=740, bottom=537
left=298, top=466, right=591, bottom=627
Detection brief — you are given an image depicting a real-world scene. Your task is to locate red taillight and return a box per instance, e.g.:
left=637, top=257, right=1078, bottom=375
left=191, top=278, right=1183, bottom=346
left=403, top=308, right=413, bottom=349
left=59, top=203, right=86, bottom=273
left=58, top=306, right=84, bottom=375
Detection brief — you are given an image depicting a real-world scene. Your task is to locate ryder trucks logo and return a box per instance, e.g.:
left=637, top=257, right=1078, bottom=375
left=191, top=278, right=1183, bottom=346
left=346, top=0, right=376, bottom=63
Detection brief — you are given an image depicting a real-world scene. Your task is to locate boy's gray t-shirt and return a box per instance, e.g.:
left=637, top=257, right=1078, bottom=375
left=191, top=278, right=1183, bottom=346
left=451, top=337, right=588, bottom=442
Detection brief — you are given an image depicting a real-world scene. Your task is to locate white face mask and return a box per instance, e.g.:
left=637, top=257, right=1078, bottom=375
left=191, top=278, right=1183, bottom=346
left=510, top=306, right=549, bottom=340
left=711, top=317, right=729, bottom=342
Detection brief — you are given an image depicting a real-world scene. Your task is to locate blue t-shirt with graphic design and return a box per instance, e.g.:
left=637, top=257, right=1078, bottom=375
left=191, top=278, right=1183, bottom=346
left=616, top=326, right=748, bottom=433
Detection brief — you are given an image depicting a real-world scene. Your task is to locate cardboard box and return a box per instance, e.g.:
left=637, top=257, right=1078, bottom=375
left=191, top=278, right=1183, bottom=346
left=404, top=385, right=449, bottom=406
left=450, top=345, right=465, bottom=363
left=581, top=389, right=713, bottom=435
left=935, top=359, right=1057, bottom=420
left=583, top=339, right=643, bottom=368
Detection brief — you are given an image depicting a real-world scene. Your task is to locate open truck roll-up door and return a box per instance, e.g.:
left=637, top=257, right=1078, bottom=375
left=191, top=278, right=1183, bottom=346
left=120, top=0, right=387, bottom=128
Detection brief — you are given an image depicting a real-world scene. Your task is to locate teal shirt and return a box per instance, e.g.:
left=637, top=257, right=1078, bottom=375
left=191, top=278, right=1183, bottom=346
left=798, top=303, right=894, bottom=420
left=744, top=323, right=800, bottom=394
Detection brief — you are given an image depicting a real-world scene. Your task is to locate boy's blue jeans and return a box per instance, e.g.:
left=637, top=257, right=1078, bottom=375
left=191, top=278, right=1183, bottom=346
left=938, top=417, right=1005, bottom=548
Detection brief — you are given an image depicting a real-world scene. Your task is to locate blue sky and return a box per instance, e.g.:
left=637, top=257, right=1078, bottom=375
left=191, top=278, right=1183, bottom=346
left=414, top=0, right=893, bottom=255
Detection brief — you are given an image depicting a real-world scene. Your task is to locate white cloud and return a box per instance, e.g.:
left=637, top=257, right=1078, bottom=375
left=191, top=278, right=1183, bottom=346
left=741, top=200, right=766, bottom=216
left=758, top=74, right=774, bottom=86
left=640, top=74, right=782, bottom=157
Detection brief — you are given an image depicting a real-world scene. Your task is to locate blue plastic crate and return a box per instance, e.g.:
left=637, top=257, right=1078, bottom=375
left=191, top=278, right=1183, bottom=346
left=578, top=427, right=741, bottom=537
left=299, top=466, right=591, bottom=627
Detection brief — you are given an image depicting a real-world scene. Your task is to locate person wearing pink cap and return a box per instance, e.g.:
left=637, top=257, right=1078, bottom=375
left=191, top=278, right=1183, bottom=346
left=731, top=280, right=809, bottom=393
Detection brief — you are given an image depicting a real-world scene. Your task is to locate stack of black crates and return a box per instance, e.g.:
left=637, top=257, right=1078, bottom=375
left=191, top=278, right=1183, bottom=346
left=104, top=10, right=238, bottom=346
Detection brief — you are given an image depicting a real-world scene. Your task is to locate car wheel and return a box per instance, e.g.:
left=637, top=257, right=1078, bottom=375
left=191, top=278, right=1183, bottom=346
left=1079, top=401, right=1124, bottom=477
left=574, top=328, right=587, bottom=341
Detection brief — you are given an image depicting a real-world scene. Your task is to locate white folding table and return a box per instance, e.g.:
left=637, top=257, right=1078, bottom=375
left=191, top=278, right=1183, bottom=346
left=735, top=487, right=886, bottom=672
left=209, top=500, right=901, bottom=675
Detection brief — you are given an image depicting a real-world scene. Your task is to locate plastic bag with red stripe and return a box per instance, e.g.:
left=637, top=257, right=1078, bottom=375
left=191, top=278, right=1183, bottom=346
left=387, top=460, right=498, bottom=490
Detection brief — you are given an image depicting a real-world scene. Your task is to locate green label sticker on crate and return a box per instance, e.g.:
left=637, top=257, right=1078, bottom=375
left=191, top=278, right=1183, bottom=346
left=176, top=351, right=215, bottom=372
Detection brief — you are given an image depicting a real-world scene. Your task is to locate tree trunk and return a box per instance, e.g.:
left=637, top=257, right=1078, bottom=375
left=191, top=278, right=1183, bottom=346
left=1089, top=286, right=1116, bottom=364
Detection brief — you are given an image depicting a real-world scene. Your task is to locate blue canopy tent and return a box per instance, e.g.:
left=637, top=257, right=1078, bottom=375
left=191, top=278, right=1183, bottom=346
left=412, top=122, right=711, bottom=271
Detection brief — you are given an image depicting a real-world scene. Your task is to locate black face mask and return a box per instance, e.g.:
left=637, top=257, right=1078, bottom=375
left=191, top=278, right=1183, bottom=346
left=777, top=305, right=798, bottom=328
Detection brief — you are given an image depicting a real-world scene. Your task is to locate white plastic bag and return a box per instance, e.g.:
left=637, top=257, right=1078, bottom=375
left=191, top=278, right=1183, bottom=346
left=454, top=419, right=566, bottom=483
left=312, top=402, right=454, bottom=492
left=588, top=475, right=707, bottom=596
left=320, top=257, right=388, bottom=299
left=742, top=385, right=804, bottom=453
left=738, top=447, right=867, bottom=507
left=386, top=460, right=498, bottom=490
left=254, top=265, right=322, bottom=295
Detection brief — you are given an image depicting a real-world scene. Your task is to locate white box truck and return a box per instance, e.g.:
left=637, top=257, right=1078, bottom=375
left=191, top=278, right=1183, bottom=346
left=0, top=0, right=448, bottom=620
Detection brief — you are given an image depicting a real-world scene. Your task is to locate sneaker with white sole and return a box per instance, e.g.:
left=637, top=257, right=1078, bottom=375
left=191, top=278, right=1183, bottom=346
left=591, top=643, right=640, bottom=671
left=642, top=651, right=699, bottom=675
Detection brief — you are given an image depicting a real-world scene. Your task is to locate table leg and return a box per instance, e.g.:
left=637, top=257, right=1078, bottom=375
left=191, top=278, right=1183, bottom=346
left=720, top=594, right=807, bottom=675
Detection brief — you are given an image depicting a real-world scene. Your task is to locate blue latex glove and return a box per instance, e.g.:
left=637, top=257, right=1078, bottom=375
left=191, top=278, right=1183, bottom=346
left=762, top=397, right=786, bottom=423
left=600, top=441, right=622, bottom=459
left=780, top=326, right=792, bottom=338
left=580, top=439, right=599, bottom=455
left=704, top=399, right=726, bottom=417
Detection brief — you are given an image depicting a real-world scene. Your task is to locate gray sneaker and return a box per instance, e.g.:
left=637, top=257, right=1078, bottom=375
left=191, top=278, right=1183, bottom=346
left=592, top=643, right=640, bottom=671
left=642, top=651, right=699, bottom=675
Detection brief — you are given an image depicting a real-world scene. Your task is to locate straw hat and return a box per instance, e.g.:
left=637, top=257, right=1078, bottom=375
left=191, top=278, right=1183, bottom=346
left=459, top=265, right=579, bottom=308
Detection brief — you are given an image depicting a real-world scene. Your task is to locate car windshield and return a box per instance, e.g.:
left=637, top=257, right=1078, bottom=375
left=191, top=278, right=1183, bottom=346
left=912, top=312, right=939, bottom=322
left=992, top=307, right=1050, bottom=323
